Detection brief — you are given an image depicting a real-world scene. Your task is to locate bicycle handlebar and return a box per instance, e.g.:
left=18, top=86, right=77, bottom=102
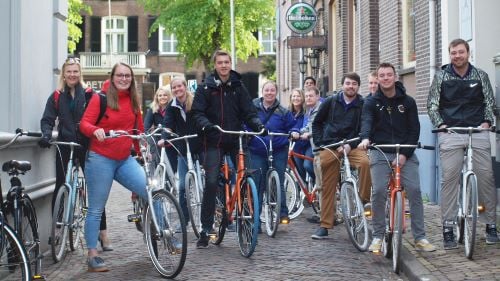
left=267, top=131, right=290, bottom=137
left=213, top=125, right=265, bottom=136
left=50, top=141, right=82, bottom=148
left=167, top=134, right=198, bottom=143
left=368, top=143, right=435, bottom=151
left=15, top=128, right=43, bottom=138
left=431, top=126, right=497, bottom=134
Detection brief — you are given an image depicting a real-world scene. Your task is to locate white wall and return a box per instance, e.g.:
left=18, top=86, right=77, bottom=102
left=0, top=0, right=68, bottom=251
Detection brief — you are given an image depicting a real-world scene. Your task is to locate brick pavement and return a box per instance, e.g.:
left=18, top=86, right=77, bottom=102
left=400, top=203, right=500, bottom=281
left=39, top=181, right=500, bottom=281
left=40, top=182, right=404, bottom=281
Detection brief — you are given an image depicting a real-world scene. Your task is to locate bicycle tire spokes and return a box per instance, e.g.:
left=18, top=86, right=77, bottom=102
left=237, top=177, right=259, bottom=257
left=264, top=170, right=280, bottom=237
left=463, top=174, right=477, bottom=259
left=0, top=222, right=31, bottom=281
left=392, top=192, right=404, bottom=273
left=341, top=182, right=369, bottom=251
left=51, top=187, right=70, bottom=263
left=145, top=190, right=186, bottom=279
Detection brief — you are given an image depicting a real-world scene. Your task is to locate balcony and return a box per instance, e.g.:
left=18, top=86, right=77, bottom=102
left=79, top=52, right=147, bottom=69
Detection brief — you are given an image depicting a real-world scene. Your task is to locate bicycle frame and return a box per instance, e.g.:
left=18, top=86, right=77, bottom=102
left=287, top=141, right=317, bottom=203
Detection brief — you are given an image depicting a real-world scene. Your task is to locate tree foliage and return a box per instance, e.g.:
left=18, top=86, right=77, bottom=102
left=139, top=0, right=275, bottom=72
left=67, top=0, right=92, bottom=54
left=261, top=55, right=276, bottom=81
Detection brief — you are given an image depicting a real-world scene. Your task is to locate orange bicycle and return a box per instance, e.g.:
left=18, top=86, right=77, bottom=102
left=210, top=125, right=263, bottom=257
left=285, top=140, right=320, bottom=219
left=369, top=143, right=434, bottom=273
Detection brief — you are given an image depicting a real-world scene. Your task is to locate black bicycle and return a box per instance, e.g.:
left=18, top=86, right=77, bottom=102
left=0, top=129, right=44, bottom=280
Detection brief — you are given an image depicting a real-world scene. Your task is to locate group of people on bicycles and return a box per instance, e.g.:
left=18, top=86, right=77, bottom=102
left=37, top=37, right=498, bottom=274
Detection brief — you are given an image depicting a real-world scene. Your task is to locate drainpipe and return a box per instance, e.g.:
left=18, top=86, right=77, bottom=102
left=429, top=0, right=438, bottom=203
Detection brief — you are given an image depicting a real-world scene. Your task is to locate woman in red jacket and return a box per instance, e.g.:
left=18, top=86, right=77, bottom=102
left=80, top=62, right=146, bottom=272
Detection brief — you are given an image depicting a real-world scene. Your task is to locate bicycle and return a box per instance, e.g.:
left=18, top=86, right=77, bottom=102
left=49, top=141, right=87, bottom=263
left=255, top=131, right=290, bottom=237
left=369, top=143, right=434, bottom=273
left=0, top=128, right=44, bottom=280
left=210, top=125, right=263, bottom=257
left=284, top=140, right=319, bottom=219
left=318, top=137, right=369, bottom=251
left=108, top=129, right=187, bottom=278
left=432, top=126, right=494, bottom=259
left=162, top=133, right=204, bottom=238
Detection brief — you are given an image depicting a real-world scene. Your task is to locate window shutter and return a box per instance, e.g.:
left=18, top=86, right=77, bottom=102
left=75, top=16, right=86, bottom=53
left=148, top=16, right=159, bottom=55
left=128, top=16, right=138, bottom=52
left=90, top=16, right=101, bottom=52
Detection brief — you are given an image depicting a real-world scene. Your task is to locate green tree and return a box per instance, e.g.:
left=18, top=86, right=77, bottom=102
left=139, top=0, right=275, bottom=72
left=67, top=0, right=92, bottom=54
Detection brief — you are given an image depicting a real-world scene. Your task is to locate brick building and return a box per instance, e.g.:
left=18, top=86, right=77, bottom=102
left=77, top=0, right=274, bottom=107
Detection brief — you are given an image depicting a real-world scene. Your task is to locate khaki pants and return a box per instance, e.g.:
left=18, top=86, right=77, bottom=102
left=319, top=148, right=372, bottom=229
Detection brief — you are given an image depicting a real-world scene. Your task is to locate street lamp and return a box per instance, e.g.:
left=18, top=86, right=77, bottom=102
left=308, top=50, right=319, bottom=70
left=298, top=58, right=307, bottom=75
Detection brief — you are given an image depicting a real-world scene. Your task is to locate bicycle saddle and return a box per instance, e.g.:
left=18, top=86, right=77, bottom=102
left=2, top=160, right=32, bottom=173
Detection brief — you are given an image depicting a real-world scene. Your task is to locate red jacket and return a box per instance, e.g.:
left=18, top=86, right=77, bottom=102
left=80, top=91, right=144, bottom=160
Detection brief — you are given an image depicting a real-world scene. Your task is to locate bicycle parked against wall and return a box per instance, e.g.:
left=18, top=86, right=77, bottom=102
left=318, top=137, right=369, bottom=251
left=432, top=127, right=495, bottom=259
left=49, top=141, right=87, bottom=263
left=284, top=140, right=319, bottom=219
left=0, top=128, right=44, bottom=280
left=210, top=125, right=263, bottom=257
left=369, top=143, right=434, bottom=273
left=108, top=129, right=187, bottom=279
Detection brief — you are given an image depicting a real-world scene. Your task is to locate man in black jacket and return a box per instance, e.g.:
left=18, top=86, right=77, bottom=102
left=310, top=72, right=371, bottom=240
left=358, top=62, right=436, bottom=253
left=191, top=50, right=264, bottom=248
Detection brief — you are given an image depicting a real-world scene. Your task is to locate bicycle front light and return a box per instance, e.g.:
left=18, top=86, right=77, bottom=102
left=477, top=204, right=485, bottom=213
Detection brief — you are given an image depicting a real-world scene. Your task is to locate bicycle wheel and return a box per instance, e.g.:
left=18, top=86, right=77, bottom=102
left=185, top=171, right=202, bottom=238
left=382, top=196, right=393, bottom=258
left=20, top=196, right=41, bottom=276
left=51, top=184, right=70, bottom=263
left=463, top=174, right=478, bottom=259
left=264, top=170, right=281, bottom=237
left=144, top=189, right=187, bottom=279
left=285, top=171, right=303, bottom=219
left=391, top=191, right=404, bottom=273
left=0, top=221, right=31, bottom=281
left=340, top=182, right=369, bottom=251
left=236, top=176, right=259, bottom=257
left=69, top=174, right=87, bottom=252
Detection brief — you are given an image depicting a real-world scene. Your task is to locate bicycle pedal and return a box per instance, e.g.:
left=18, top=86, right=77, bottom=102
left=127, top=214, right=142, bottom=223
left=32, top=275, right=46, bottom=280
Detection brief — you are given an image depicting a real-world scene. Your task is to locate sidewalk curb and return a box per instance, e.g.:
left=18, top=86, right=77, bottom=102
left=401, top=244, right=436, bottom=281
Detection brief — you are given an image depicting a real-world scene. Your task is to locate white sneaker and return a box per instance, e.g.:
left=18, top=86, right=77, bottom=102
left=369, top=238, right=382, bottom=253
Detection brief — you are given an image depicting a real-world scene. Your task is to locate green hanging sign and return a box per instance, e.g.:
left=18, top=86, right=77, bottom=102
left=286, top=3, right=318, bottom=34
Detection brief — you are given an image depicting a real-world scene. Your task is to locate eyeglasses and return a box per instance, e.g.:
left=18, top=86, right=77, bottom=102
left=65, top=57, right=80, bottom=64
left=114, top=73, right=132, bottom=80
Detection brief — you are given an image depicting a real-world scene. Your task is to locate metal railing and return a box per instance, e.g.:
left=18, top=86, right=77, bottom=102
left=79, top=52, right=147, bottom=68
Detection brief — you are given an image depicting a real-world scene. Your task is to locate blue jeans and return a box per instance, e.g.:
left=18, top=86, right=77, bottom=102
left=250, top=149, right=289, bottom=218
left=84, top=151, right=147, bottom=250
left=303, top=146, right=315, bottom=183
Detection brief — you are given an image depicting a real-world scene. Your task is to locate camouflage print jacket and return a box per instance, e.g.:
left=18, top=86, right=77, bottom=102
left=427, top=63, right=495, bottom=127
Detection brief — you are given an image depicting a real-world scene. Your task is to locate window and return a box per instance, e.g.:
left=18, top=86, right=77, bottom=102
left=402, top=0, right=416, bottom=68
left=159, top=26, right=178, bottom=54
left=259, top=28, right=276, bottom=55
left=101, top=16, right=128, bottom=53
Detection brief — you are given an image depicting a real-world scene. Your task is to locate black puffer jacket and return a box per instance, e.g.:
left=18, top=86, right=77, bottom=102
left=191, top=70, right=262, bottom=148
left=312, top=92, right=364, bottom=147
left=359, top=81, right=420, bottom=158
left=40, top=84, right=92, bottom=143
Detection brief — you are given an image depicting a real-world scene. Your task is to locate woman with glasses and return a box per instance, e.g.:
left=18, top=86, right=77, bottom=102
left=80, top=62, right=146, bottom=272
left=39, top=56, right=113, bottom=252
